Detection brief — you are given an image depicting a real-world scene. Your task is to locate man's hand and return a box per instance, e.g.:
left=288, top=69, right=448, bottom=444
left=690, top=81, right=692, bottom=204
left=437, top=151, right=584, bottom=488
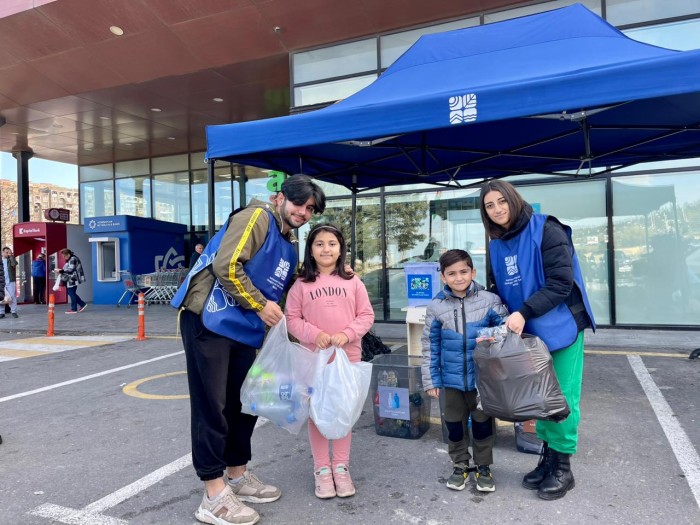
left=330, top=332, right=349, bottom=347
left=426, top=388, right=440, bottom=399
left=505, top=312, right=526, bottom=335
left=315, top=331, right=332, bottom=349
left=257, top=301, right=284, bottom=327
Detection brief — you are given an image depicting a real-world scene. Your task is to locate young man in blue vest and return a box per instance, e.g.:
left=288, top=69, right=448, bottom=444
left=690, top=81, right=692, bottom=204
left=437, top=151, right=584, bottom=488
left=173, top=175, right=326, bottom=525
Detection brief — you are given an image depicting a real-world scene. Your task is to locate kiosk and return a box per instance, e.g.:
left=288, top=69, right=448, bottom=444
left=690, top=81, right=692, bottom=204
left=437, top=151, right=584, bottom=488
left=12, top=222, right=91, bottom=305
left=85, top=215, right=186, bottom=305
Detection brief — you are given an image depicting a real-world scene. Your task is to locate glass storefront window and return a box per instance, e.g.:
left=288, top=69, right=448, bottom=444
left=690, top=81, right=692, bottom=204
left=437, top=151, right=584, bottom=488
left=215, top=168, right=236, bottom=229
left=612, top=173, right=700, bottom=325
left=80, top=180, right=114, bottom=220
left=79, top=163, right=112, bottom=182
left=115, top=159, right=149, bottom=178
left=293, top=74, right=377, bottom=107
left=244, top=167, right=274, bottom=204
left=516, top=180, right=609, bottom=324
left=607, top=0, right=699, bottom=27
left=153, top=172, right=190, bottom=226
left=191, top=171, right=208, bottom=232
left=293, top=38, right=377, bottom=85
left=623, top=18, right=700, bottom=51
left=384, top=188, right=485, bottom=320
left=484, top=0, right=601, bottom=23
left=380, top=18, right=479, bottom=68
left=115, top=176, right=151, bottom=217
left=152, top=154, right=189, bottom=174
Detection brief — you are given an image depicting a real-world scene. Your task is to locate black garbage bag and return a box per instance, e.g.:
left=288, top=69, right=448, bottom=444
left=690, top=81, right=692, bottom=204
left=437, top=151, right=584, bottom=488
left=361, top=330, right=392, bottom=362
left=474, top=331, right=570, bottom=422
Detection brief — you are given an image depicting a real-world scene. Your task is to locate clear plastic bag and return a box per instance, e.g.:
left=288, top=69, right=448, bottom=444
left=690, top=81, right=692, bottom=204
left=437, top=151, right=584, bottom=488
left=310, top=347, right=373, bottom=440
left=473, top=330, right=570, bottom=422
left=240, top=318, right=329, bottom=435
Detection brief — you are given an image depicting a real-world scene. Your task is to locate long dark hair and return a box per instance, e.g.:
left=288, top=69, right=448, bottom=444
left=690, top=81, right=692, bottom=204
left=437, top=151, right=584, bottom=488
left=479, top=180, right=528, bottom=239
left=299, top=223, right=352, bottom=282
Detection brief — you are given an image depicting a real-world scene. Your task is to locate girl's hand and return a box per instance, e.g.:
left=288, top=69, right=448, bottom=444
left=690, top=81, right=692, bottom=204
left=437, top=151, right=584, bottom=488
left=426, top=388, right=440, bottom=399
left=315, top=331, right=332, bottom=349
left=330, top=332, right=349, bottom=347
left=505, top=312, right=526, bottom=335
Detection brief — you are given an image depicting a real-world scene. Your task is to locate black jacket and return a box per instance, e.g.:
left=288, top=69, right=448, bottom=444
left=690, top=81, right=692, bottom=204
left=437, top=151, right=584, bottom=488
left=490, top=204, right=592, bottom=332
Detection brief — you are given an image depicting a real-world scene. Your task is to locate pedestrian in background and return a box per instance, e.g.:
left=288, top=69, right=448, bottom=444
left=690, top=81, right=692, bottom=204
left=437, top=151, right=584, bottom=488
left=189, top=243, right=204, bottom=268
left=54, top=248, right=87, bottom=314
left=480, top=180, right=595, bottom=501
left=2, top=246, right=18, bottom=318
left=32, top=252, right=47, bottom=304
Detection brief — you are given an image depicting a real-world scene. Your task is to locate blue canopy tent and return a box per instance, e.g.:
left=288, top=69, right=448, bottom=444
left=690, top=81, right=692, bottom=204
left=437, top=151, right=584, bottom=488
left=206, top=4, right=700, bottom=192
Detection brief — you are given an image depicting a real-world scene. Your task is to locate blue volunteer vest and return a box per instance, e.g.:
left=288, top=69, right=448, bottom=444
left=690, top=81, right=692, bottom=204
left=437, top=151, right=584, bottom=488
left=489, top=214, right=595, bottom=351
left=171, top=208, right=297, bottom=348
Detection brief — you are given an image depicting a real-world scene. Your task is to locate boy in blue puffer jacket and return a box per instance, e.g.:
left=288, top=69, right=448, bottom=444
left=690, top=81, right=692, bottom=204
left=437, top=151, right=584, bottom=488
left=421, top=249, right=508, bottom=493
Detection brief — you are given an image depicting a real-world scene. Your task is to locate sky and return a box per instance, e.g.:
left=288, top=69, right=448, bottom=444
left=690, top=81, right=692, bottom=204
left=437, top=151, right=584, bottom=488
left=0, top=151, right=78, bottom=187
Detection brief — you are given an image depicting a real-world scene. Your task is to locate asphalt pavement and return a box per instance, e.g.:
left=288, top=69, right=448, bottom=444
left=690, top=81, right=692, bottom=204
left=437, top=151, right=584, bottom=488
left=0, top=302, right=699, bottom=524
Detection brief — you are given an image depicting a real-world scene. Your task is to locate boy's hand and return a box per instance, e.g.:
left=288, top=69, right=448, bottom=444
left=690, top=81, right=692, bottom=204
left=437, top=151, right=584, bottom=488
left=426, top=388, right=440, bottom=399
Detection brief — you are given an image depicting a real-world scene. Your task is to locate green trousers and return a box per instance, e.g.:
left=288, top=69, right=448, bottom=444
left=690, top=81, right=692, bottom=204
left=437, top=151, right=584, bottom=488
left=535, top=331, right=584, bottom=455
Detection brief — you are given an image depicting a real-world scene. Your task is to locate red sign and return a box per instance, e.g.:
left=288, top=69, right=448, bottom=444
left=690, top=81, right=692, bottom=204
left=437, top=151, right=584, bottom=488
left=43, top=208, right=71, bottom=222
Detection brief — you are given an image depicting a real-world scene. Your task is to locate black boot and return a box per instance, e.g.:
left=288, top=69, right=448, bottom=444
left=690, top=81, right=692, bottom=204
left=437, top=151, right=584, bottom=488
left=522, top=442, right=555, bottom=490
left=537, top=451, right=575, bottom=500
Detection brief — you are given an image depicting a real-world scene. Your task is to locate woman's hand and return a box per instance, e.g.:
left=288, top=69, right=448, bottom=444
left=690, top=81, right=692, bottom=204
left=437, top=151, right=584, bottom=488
left=330, top=332, right=349, bottom=347
left=315, top=331, right=332, bottom=349
left=426, top=388, right=440, bottom=399
left=505, top=312, right=526, bottom=335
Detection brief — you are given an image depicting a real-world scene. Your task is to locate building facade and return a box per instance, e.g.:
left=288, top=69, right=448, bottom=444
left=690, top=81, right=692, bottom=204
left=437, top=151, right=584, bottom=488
left=64, top=0, right=700, bottom=328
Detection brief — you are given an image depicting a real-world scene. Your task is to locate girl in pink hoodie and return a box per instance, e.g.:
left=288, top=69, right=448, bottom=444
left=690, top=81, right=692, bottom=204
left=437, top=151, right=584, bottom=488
left=285, top=223, right=375, bottom=500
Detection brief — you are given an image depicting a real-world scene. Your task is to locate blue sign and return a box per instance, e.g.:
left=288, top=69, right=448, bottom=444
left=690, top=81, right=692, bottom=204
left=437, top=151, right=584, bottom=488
left=378, top=386, right=410, bottom=420
left=84, top=216, right=126, bottom=233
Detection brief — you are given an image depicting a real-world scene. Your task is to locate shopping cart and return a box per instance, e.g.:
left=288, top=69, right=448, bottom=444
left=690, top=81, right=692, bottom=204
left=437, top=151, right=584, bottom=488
left=116, top=271, right=147, bottom=308
left=141, top=268, right=188, bottom=305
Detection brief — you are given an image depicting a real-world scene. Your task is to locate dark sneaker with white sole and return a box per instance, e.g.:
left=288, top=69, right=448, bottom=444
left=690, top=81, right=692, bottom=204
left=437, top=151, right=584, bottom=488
left=446, top=463, right=469, bottom=491
left=476, top=465, right=495, bottom=492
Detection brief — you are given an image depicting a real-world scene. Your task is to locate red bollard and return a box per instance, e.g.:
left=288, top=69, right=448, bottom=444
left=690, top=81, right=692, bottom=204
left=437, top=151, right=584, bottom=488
left=136, top=292, right=146, bottom=341
left=47, top=293, right=55, bottom=337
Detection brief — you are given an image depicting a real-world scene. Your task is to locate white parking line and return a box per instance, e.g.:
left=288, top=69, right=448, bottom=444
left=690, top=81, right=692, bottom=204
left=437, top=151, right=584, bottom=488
left=0, top=351, right=184, bottom=403
left=29, top=418, right=270, bottom=524
left=628, top=355, right=700, bottom=508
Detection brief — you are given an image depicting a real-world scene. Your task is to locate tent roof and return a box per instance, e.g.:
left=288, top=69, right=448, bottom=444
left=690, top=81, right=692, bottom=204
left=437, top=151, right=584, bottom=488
left=206, top=4, right=700, bottom=191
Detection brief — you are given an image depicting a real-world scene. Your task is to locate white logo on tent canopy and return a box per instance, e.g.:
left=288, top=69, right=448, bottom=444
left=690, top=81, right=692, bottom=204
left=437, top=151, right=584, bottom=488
left=449, top=94, right=477, bottom=125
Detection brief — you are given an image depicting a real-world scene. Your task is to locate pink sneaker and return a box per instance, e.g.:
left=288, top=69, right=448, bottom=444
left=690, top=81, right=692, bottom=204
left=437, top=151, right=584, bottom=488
left=333, top=464, right=356, bottom=498
left=314, top=466, right=336, bottom=499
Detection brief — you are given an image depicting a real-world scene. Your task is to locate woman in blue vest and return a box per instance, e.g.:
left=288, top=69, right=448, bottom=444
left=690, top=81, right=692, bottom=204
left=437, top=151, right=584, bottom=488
left=479, top=180, right=595, bottom=501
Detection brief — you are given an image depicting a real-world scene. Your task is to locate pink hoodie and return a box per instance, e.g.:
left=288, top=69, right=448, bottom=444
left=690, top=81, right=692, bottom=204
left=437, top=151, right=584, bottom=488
left=285, top=273, right=375, bottom=362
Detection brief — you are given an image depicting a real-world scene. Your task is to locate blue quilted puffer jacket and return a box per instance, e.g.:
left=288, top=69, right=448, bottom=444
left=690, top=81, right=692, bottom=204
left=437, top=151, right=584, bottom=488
left=420, top=281, right=508, bottom=392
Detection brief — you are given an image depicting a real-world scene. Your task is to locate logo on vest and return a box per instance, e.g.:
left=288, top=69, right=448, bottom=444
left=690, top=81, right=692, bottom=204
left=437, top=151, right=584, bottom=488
left=274, top=258, right=291, bottom=281
left=505, top=255, right=519, bottom=276
left=206, top=280, right=238, bottom=313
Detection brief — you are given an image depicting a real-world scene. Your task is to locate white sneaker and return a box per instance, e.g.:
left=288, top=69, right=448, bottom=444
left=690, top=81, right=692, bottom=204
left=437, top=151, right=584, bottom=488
left=195, top=485, right=259, bottom=525
left=228, top=471, right=281, bottom=503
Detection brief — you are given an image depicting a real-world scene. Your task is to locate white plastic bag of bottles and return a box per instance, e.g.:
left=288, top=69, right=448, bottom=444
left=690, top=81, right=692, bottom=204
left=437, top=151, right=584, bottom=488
left=310, top=346, right=372, bottom=440
left=240, top=318, right=330, bottom=435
